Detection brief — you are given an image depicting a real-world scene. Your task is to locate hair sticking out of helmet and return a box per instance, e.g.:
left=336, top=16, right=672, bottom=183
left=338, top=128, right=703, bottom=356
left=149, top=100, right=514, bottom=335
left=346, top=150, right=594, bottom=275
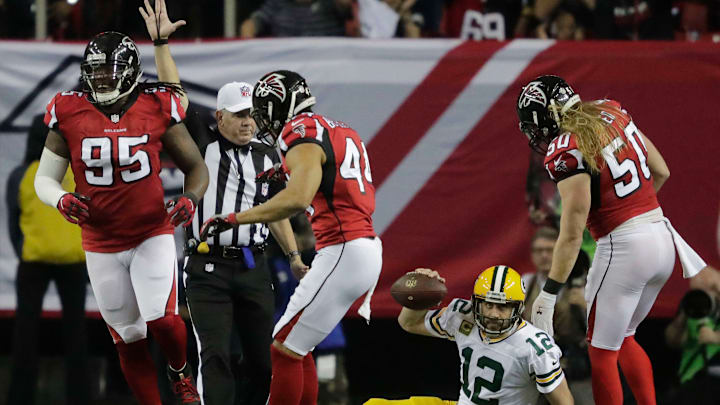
left=81, top=31, right=142, bottom=106
left=549, top=100, right=624, bottom=173
left=472, top=266, right=526, bottom=339
left=252, top=70, right=316, bottom=147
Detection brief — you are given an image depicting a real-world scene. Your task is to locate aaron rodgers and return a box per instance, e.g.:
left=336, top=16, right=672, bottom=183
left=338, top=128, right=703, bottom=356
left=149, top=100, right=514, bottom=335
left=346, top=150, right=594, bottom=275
left=398, top=267, right=574, bottom=405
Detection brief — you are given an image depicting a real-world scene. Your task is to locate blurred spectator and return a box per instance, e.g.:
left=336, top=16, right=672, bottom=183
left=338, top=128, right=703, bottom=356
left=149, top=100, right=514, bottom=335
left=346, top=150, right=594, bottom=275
left=357, top=0, right=421, bottom=38
left=593, top=0, right=674, bottom=39
left=241, top=0, right=352, bottom=37
left=5, top=114, right=89, bottom=405
left=528, top=0, right=594, bottom=38
left=442, top=0, right=523, bottom=40
left=522, top=227, right=593, bottom=404
left=664, top=288, right=720, bottom=403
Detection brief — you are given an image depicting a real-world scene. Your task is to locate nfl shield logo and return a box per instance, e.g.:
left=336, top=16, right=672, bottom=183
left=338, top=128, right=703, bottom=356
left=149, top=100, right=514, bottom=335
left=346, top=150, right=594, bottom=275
left=261, top=183, right=269, bottom=196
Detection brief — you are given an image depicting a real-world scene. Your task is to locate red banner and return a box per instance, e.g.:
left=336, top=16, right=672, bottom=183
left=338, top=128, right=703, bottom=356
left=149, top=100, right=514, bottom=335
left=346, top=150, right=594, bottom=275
left=367, top=41, right=720, bottom=318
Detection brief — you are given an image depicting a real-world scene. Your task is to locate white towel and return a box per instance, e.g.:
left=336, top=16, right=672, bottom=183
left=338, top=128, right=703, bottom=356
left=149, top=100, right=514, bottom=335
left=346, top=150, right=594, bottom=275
left=357, top=279, right=378, bottom=323
left=663, top=218, right=707, bottom=278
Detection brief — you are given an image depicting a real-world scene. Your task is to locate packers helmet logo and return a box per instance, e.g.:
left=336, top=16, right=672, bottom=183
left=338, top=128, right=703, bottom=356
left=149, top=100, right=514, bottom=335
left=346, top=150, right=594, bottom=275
left=256, top=73, right=287, bottom=102
left=518, top=81, right=547, bottom=109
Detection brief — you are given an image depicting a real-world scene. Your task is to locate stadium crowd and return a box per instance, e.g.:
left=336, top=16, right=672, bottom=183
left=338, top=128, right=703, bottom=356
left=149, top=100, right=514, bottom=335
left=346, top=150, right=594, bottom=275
left=0, top=0, right=719, bottom=40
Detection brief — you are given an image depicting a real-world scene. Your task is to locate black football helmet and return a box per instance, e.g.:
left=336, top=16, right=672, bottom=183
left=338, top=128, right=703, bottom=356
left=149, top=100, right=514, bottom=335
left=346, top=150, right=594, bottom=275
left=251, top=70, right=316, bottom=146
left=81, top=31, right=142, bottom=105
left=516, top=75, right=580, bottom=154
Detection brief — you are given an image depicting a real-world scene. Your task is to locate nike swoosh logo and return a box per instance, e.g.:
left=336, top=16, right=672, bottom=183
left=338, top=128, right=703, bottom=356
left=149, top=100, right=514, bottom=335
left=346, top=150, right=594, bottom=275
left=552, top=360, right=559, bottom=366
left=291, top=119, right=305, bottom=126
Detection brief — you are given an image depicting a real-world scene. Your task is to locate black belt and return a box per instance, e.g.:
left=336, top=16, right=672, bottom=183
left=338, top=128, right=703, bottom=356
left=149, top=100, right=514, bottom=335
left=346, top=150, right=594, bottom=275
left=186, top=239, right=266, bottom=260
left=206, top=244, right=266, bottom=259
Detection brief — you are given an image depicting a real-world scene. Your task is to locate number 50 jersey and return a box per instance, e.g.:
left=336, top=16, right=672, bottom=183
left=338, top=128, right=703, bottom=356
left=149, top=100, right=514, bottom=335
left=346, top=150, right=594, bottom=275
left=278, top=113, right=376, bottom=250
left=543, top=99, right=660, bottom=240
left=44, top=89, right=185, bottom=252
left=425, top=298, right=565, bottom=405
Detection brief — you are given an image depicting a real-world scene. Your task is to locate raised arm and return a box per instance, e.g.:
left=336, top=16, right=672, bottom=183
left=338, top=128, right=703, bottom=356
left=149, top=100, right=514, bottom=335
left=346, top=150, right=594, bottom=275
left=139, top=0, right=189, bottom=110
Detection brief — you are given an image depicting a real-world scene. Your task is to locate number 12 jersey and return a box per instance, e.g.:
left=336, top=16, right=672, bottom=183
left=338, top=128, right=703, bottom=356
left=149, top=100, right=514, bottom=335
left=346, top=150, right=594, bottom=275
left=425, top=298, right=565, bottom=405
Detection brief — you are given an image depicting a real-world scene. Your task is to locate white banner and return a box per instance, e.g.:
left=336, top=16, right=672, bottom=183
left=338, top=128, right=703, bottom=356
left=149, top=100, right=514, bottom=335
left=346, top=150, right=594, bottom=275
left=0, top=38, right=462, bottom=312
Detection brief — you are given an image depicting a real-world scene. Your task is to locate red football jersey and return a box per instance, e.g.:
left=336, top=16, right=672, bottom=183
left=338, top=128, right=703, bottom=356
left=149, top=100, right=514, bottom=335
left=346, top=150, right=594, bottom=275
left=44, top=88, right=185, bottom=252
left=278, top=113, right=376, bottom=249
left=544, top=100, right=660, bottom=239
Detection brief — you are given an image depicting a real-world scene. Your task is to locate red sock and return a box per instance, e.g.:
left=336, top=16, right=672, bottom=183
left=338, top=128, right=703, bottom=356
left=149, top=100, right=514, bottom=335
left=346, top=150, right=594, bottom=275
left=618, top=336, right=656, bottom=405
left=588, top=345, right=623, bottom=405
left=300, top=354, right=318, bottom=405
left=147, top=315, right=187, bottom=370
left=116, top=339, right=161, bottom=405
left=269, top=344, right=304, bottom=405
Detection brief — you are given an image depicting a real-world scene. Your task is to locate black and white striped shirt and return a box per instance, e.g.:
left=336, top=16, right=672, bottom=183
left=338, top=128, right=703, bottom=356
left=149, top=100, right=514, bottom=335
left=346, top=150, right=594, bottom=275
left=189, top=129, right=281, bottom=247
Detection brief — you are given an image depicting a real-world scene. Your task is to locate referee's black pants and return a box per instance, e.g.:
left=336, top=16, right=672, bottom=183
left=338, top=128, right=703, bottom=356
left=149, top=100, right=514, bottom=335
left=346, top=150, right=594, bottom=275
left=184, top=252, right=275, bottom=405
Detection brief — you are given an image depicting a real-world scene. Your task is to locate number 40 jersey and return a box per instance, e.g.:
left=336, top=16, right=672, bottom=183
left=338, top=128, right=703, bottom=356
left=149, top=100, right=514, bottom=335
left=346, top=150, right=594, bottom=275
left=425, top=298, right=565, bottom=405
left=44, top=89, right=184, bottom=252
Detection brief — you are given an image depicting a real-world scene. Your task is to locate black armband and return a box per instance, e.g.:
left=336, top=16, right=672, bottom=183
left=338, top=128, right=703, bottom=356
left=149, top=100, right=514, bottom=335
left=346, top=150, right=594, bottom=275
left=153, top=38, right=169, bottom=46
left=542, top=278, right=565, bottom=295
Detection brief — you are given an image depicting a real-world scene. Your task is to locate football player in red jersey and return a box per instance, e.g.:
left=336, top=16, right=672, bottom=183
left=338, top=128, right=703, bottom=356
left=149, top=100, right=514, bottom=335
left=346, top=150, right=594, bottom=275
left=201, top=70, right=383, bottom=405
left=516, top=75, right=706, bottom=405
left=34, top=27, right=208, bottom=405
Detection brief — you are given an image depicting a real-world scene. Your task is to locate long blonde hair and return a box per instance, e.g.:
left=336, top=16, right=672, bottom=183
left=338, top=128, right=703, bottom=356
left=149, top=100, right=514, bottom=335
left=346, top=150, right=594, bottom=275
left=549, top=101, right=624, bottom=173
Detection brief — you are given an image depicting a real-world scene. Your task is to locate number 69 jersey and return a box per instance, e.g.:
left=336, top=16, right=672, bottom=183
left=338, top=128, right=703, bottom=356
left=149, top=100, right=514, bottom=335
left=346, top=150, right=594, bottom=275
left=278, top=112, right=376, bottom=250
left=44, top=89, right=185, bottom=252
left=543, top=99, right=660, bottom=240
left=425, top=299, right=565, bottom=405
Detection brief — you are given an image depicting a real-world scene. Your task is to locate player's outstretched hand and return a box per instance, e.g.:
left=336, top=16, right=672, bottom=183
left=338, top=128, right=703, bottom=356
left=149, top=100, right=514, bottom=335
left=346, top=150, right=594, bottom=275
left=57, top=192, right=90, bottom=225
left=256, top=163, right=287, bottom=185
left=290, top=255, right=310, bottom=280
left=165, top=192, right=197, bottom=227
left=411, top=268, right=446, bottom=283
left=532, top=290, right=557, bottom=337
left=139, top=0, right=186, bottom=41
left=199, top=213, right=238, bottom=241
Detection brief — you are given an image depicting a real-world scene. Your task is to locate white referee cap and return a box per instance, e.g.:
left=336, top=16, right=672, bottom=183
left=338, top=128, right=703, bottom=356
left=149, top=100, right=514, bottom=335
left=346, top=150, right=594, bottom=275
left=216, top=81, right=253, bottom=112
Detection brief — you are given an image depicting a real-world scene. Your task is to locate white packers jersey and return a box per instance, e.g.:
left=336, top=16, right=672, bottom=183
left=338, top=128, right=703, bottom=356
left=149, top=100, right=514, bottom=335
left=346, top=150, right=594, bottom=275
left=424, top=298, right=565, bottom=405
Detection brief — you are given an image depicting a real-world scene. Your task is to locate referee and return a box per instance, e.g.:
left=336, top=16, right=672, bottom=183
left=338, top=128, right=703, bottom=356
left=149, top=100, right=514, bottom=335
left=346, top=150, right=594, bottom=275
left=184, top=81, right=307, bottom=405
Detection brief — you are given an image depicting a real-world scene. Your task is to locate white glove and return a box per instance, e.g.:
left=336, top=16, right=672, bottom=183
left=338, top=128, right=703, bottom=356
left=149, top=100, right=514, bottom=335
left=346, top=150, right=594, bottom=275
left=531, top=290, right=557, bottom=337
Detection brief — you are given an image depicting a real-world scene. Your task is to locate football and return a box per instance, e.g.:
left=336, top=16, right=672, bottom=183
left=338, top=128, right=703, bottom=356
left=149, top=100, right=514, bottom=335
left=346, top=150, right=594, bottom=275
left=391, top=272, right=447, bottom=310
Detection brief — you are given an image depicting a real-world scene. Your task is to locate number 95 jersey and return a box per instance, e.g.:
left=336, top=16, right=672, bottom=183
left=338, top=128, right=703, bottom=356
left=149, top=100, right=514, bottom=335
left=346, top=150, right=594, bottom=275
left=425, top=298, right=565, bottom=405
left=278, top=113, right=376, bottom=250
left=44, top=89, right=185, bottom=252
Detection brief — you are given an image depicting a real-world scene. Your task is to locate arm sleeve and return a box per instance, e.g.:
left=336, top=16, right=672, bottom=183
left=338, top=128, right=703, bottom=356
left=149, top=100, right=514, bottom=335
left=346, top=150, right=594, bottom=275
left=424, top=298, right=472, bottom=340
left=544, top=148, right=588, bottom=183
left=34, top=147, right=70, bottom=208
left=44, top=93, right=61, bottom=130
left=528, top=333, right=565, bottom=394
left=278, top=116, right=325, bottom=154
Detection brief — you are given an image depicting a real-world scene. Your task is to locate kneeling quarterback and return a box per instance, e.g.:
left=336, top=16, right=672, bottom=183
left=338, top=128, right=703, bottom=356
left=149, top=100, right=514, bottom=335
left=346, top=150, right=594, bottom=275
left=398, top=267, right=574, bottom=405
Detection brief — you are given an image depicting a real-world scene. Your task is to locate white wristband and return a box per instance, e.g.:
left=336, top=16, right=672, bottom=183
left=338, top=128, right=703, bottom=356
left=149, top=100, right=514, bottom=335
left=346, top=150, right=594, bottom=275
left=34, top=147, right=70, bottom=207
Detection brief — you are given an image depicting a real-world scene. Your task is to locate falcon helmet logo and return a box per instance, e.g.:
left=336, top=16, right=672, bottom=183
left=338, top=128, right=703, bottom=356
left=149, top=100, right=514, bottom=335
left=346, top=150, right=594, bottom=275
left=518, top=81, right=547, bottom=109
left=255, top=73, right=287, bottom=102
left=292, top=124, right=306, bottom=138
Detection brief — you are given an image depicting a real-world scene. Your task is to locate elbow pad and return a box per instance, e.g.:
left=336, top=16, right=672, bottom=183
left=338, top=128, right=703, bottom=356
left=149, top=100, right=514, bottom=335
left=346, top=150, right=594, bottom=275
left=34, top=147, right=70, bottom=207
